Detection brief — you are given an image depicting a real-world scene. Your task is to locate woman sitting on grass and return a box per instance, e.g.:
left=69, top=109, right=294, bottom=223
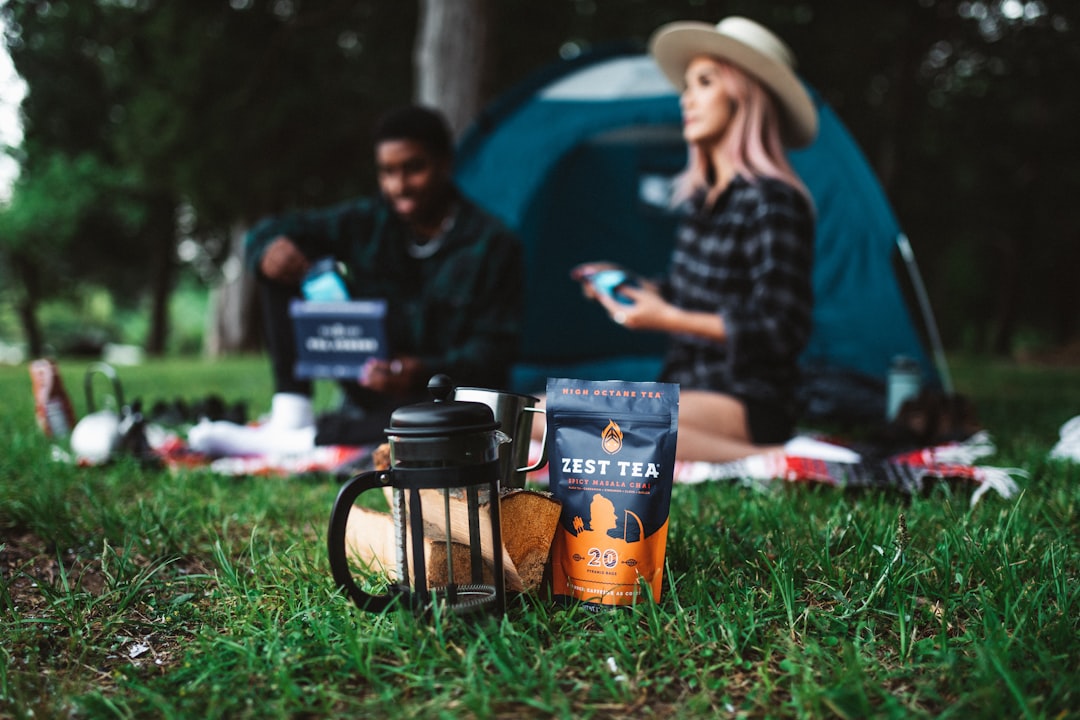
left=570, top=17, right=820, bottom=462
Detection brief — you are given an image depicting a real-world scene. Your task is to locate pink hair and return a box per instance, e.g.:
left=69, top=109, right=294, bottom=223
left=673, top=60, right=811, bottom=209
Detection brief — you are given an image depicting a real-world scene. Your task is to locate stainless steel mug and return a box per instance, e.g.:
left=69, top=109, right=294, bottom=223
left=451, top=387, right=547, bottom=489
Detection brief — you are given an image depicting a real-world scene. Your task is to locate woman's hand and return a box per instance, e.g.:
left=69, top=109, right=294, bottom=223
left=570, top=261, right=620, bottom=301
left=596, top=283, right=726, bottom=341
left=594, top=282, right=672, bottom=332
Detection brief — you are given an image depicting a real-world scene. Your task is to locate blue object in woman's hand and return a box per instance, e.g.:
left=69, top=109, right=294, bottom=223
left=588, top=269, right=638, bottom=305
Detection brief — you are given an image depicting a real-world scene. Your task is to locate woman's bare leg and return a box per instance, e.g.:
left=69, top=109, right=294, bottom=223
left=674, top=424, right=780, bottom=462
left=674, top=390, right=782, bottom=462
left=678, top=390, right=750, bottom=436
left=532, top=388, right=782, bottom=462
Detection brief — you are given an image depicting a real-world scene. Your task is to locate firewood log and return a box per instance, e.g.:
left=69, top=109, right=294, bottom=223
left=346, top=492, right=525, bottom=592
left=344, top=487, right=560, bottom=593
left=344, top=505, right=505, bottom=589
left=497, top=489, right=561, bottom=591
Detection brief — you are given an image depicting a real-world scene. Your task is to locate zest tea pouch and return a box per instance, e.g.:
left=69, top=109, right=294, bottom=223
left=547, top=378, right=679, bottom=609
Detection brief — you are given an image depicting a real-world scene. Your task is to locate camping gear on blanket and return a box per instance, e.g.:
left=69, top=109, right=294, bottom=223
left=147, top=394, right=248, bottom=428
left=29, top=358, right=77, bottom=439
left=327, top=375, right=509, bottom=617
left=878, top=388, right=982, bottom=450
left=1049, top=415, right=1080, bottom=463
left=451, top=385, right=548, bottom=490
left=886, top=356, right=922, bottom=420
left=69, top=362, right=158, bottom=467
left=454, top=46, right=948, bottom=422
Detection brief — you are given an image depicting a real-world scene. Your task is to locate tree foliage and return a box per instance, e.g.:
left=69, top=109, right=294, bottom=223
left=99, top=0, right=418, bottom=227
left=0, top=0, right=417, bottom=354
left=1, top=0, right=1078, bottom=357
left=893, top=0, right=1080, bottom=352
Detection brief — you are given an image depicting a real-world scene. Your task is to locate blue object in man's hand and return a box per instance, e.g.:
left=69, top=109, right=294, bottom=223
left=302, top=257, right=350, bottom=302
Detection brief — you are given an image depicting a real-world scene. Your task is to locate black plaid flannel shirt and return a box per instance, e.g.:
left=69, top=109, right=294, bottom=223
left=245, top=190, right=525, bottom=389
left=658, top=174, right=814, bottom=408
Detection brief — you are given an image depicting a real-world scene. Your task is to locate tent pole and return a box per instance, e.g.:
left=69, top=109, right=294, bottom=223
left=896, top=233, right=954, bottom=394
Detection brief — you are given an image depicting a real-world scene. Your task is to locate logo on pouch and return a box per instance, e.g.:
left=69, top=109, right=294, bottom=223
left=601, top=419, right=623, bottom=455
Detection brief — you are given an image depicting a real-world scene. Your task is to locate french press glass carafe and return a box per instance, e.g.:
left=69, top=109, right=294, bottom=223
left=327, top=375, right=508, bottom=617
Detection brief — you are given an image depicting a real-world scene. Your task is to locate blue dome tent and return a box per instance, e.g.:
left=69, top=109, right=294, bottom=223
left=456, top=47, right=948, bottom=421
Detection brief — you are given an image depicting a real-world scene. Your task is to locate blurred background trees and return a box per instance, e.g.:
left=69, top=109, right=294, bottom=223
left=0, top=0, right=1076, bottom=361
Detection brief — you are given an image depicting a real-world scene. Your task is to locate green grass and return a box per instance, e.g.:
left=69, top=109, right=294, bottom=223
left=1, top=355, right=1078, bottom=718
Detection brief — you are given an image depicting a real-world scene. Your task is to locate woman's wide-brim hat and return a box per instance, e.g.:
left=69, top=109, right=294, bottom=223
left=648, top=16, right=818, bottom=148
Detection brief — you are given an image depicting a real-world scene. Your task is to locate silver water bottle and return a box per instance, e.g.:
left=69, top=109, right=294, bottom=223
left=886, top=356, right=922, bottom=420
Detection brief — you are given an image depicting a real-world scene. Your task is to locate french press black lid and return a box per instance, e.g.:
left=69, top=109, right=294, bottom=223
left=385, top=374, right=500, bottom=437
left=384, top=375, right=506, bottom=470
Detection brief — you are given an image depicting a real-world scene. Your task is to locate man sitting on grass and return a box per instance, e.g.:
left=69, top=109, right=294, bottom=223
left=190, top=105, right=525, bottom=456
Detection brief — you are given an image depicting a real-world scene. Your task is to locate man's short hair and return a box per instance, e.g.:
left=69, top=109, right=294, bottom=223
left=372, top=105, right=453, bottom=160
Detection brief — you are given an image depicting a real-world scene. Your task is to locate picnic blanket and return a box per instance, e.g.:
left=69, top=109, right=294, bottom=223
left=152, top=431, right=373, bottom=479
left=58, top=414, right=1025, bottom=507
left=671, top=431, right=1022, bottom=506
left=48, top=424, right=371, bottom=479
left=516, top=430, right=1021, bottom=506
left=29, top=360, right=1046, bottom=503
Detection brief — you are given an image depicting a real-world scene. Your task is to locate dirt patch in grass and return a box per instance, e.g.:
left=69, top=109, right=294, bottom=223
left=1, top=527, right=213, bottom=682
left=1, top=528, right=212, bottom=600
left=1, top=528, right=109, bottom=611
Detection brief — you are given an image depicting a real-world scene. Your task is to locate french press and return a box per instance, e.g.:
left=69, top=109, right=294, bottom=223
left=327, top=375, right=508, bottom=617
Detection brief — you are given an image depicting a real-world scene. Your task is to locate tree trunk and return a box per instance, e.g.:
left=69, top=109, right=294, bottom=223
left=1053, top=223, right=1080, bottom=346
left=991, top=228, right=1019, bottom=356
left=414, top=0, right=492, bottom=136
left=13, top=253, right=44, bottom=358
left=145, top=198, right=179, bottom=357
left=877, top=3, right=935, bottom=197
left=205, top=223, right=262, bottom=357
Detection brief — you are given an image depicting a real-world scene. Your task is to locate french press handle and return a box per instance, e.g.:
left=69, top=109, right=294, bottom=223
left=327, top=470, right=399, bottom=613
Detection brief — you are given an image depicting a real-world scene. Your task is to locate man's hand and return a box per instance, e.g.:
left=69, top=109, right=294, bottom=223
left=360, top=356, right=424, bottom=396
left=260, top=236, right=311, bottom=285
